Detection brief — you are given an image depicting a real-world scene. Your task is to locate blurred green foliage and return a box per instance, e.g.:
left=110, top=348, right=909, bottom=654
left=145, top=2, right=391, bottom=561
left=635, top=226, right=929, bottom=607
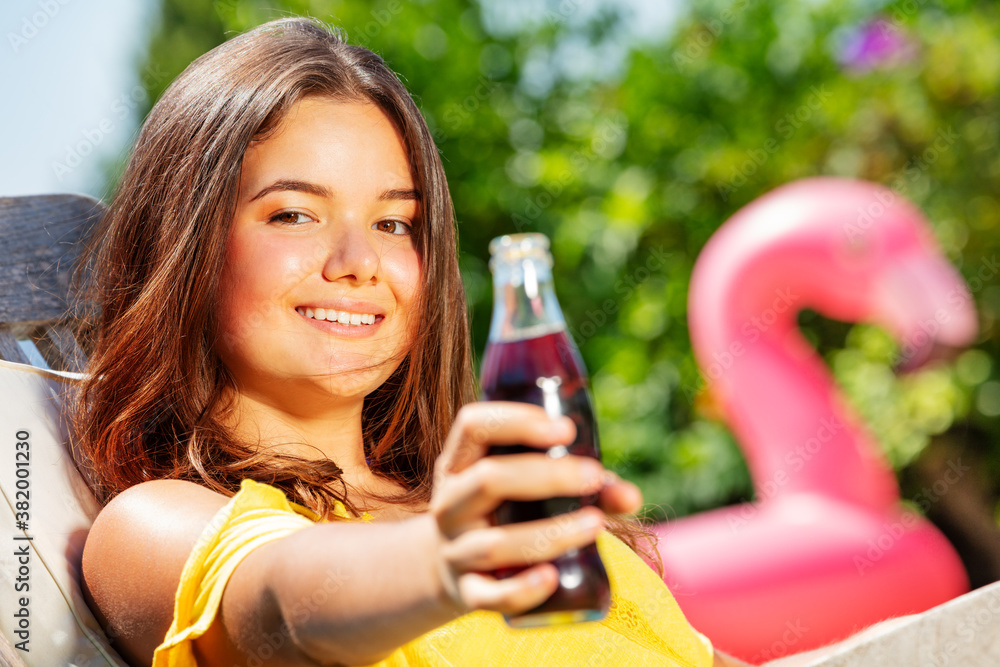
left=131, top=0, right=1000, bottom=522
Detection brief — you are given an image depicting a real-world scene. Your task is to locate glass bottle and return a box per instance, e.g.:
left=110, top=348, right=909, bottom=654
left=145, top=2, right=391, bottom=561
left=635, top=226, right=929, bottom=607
left=480, top=233, right=611, bottom=628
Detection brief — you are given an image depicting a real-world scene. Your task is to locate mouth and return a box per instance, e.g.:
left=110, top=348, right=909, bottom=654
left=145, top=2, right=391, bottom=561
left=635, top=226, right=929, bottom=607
left=296, top=307, right=384, bottom=327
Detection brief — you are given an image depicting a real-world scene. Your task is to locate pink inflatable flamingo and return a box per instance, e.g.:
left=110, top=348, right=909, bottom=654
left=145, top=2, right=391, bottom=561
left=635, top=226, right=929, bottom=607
left=655, top=178, right=974, bottom=662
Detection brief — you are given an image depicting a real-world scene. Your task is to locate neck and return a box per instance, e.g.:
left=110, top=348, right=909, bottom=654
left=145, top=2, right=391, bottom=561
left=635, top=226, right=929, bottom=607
left=692, top=279, right=899, bottom=511
left=222, top=386, right=369, bottom=474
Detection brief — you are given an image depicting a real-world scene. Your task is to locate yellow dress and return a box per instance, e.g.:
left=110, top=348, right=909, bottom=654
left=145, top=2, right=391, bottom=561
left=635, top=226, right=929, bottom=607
left=153, top=479, right=713, bottom=666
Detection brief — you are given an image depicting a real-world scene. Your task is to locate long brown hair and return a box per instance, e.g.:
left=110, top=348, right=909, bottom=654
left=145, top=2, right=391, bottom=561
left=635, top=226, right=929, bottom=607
left=74, top=17, right=474, bottom=517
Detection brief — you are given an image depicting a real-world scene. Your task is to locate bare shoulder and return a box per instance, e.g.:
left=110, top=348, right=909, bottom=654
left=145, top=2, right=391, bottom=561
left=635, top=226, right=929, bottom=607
left=82, top=479, right=230, bottom=667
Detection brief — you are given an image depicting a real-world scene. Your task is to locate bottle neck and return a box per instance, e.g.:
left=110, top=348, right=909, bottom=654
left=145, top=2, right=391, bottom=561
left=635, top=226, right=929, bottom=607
left=489, top=255, right=566, bottom=342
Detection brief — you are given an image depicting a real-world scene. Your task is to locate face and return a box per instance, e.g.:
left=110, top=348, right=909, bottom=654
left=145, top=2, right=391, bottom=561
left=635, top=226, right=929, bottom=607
left=216, top=97, right=422, bottom=411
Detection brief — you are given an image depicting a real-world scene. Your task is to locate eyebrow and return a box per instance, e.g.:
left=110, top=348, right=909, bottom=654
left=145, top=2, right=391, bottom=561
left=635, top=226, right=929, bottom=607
left=248, top=180, right=421, bottom=203
left=379, top=188, right=421, bottom=202
left=249, top=179, right=331, bottom=202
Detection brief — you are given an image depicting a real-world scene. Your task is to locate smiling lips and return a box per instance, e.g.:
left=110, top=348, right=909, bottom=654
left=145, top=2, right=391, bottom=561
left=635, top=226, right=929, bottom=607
left=296, top=307, right=381, bottom=326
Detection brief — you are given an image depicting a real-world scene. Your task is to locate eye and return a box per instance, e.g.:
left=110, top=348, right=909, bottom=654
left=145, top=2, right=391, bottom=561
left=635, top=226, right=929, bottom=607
left=373, top=219, right=412, bottom=235
left=268, top=210, right=313, bottom=226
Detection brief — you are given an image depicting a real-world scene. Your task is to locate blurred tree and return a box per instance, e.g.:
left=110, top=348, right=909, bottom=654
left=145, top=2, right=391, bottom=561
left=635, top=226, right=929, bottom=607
left=125, top=0, right=1000, bottom=552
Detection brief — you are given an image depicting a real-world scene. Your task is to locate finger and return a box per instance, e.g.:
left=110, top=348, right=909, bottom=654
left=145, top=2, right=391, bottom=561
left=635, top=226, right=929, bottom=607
left=437, top=403, right=576, bottom=475
left=433, top=454, right=604, bottom=534
left=443, top=507, right=604, bottom=572
left=596, top=472, right=643, bottom=516
left=457, top=564, right=559, bottom=617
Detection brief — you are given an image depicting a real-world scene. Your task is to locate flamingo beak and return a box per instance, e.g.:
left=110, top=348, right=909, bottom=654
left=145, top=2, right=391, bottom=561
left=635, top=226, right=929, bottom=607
left=871, top=252, right=978, bottom=373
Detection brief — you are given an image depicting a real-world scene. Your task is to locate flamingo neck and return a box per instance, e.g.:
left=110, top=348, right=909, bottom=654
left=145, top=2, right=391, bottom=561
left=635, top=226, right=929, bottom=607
left=704, top=307, right=899, bottom=512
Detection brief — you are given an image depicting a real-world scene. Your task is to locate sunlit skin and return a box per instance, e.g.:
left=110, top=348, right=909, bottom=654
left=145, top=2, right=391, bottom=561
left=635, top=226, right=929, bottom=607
left=215, top=97, right=421, bottom=498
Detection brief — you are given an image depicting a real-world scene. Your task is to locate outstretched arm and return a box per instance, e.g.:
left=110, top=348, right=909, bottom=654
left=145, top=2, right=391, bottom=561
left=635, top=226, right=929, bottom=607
left=83, top=402, right=640, bottom=667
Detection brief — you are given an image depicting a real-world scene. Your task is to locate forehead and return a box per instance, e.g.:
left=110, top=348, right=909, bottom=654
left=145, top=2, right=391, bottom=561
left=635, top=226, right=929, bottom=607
left=240, top=97, right=414, bottom=192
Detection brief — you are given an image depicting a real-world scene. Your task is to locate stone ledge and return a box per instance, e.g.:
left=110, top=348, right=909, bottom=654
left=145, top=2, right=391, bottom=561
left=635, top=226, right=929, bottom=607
left=796, top=580, right=1000, bottom=666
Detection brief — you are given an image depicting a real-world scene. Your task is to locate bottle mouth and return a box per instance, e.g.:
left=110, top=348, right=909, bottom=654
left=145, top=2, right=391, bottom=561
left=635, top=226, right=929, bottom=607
left=489, top=233, right=553, bottom=269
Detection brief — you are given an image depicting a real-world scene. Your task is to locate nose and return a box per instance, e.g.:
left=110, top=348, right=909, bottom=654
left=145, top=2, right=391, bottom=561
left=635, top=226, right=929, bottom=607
left=321, top=221, right=380, bottom=285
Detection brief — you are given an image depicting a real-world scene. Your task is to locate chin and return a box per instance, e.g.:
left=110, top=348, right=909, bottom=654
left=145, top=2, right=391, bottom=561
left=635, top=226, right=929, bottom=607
left=310, top=364, right=398, bottom=397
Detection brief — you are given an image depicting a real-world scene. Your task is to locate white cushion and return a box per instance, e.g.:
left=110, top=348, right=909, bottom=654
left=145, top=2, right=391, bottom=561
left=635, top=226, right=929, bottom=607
left=0, top=360, right=128, bottom=666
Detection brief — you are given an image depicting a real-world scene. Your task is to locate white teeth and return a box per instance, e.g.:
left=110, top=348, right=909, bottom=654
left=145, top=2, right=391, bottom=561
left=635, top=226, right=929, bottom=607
left=298, top=307, right=378, bottom=326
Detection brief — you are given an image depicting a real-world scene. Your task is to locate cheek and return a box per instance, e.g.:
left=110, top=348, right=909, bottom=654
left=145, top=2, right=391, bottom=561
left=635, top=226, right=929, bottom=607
left=224, top=235, right=312, bottom=301
left=217, top=235, right=316, bottom=347
left=381, top=244, right=422, bottom=308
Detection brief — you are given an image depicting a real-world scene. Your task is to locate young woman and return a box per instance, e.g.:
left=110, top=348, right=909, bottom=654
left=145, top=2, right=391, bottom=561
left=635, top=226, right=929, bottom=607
left=76, top=16, right=768, bottom=667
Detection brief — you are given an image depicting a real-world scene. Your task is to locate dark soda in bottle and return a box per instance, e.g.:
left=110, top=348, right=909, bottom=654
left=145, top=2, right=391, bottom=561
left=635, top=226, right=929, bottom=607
left=480, top=233, right=611, bottom=628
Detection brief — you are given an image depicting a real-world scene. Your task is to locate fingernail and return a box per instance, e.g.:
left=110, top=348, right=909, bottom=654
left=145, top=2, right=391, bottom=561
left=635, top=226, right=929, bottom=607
left=602, top=470, right=618, bottom=487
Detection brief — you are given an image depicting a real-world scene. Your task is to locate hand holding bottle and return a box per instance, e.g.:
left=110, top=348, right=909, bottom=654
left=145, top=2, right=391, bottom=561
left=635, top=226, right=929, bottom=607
left=428, top=401, right=641, bottom=620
